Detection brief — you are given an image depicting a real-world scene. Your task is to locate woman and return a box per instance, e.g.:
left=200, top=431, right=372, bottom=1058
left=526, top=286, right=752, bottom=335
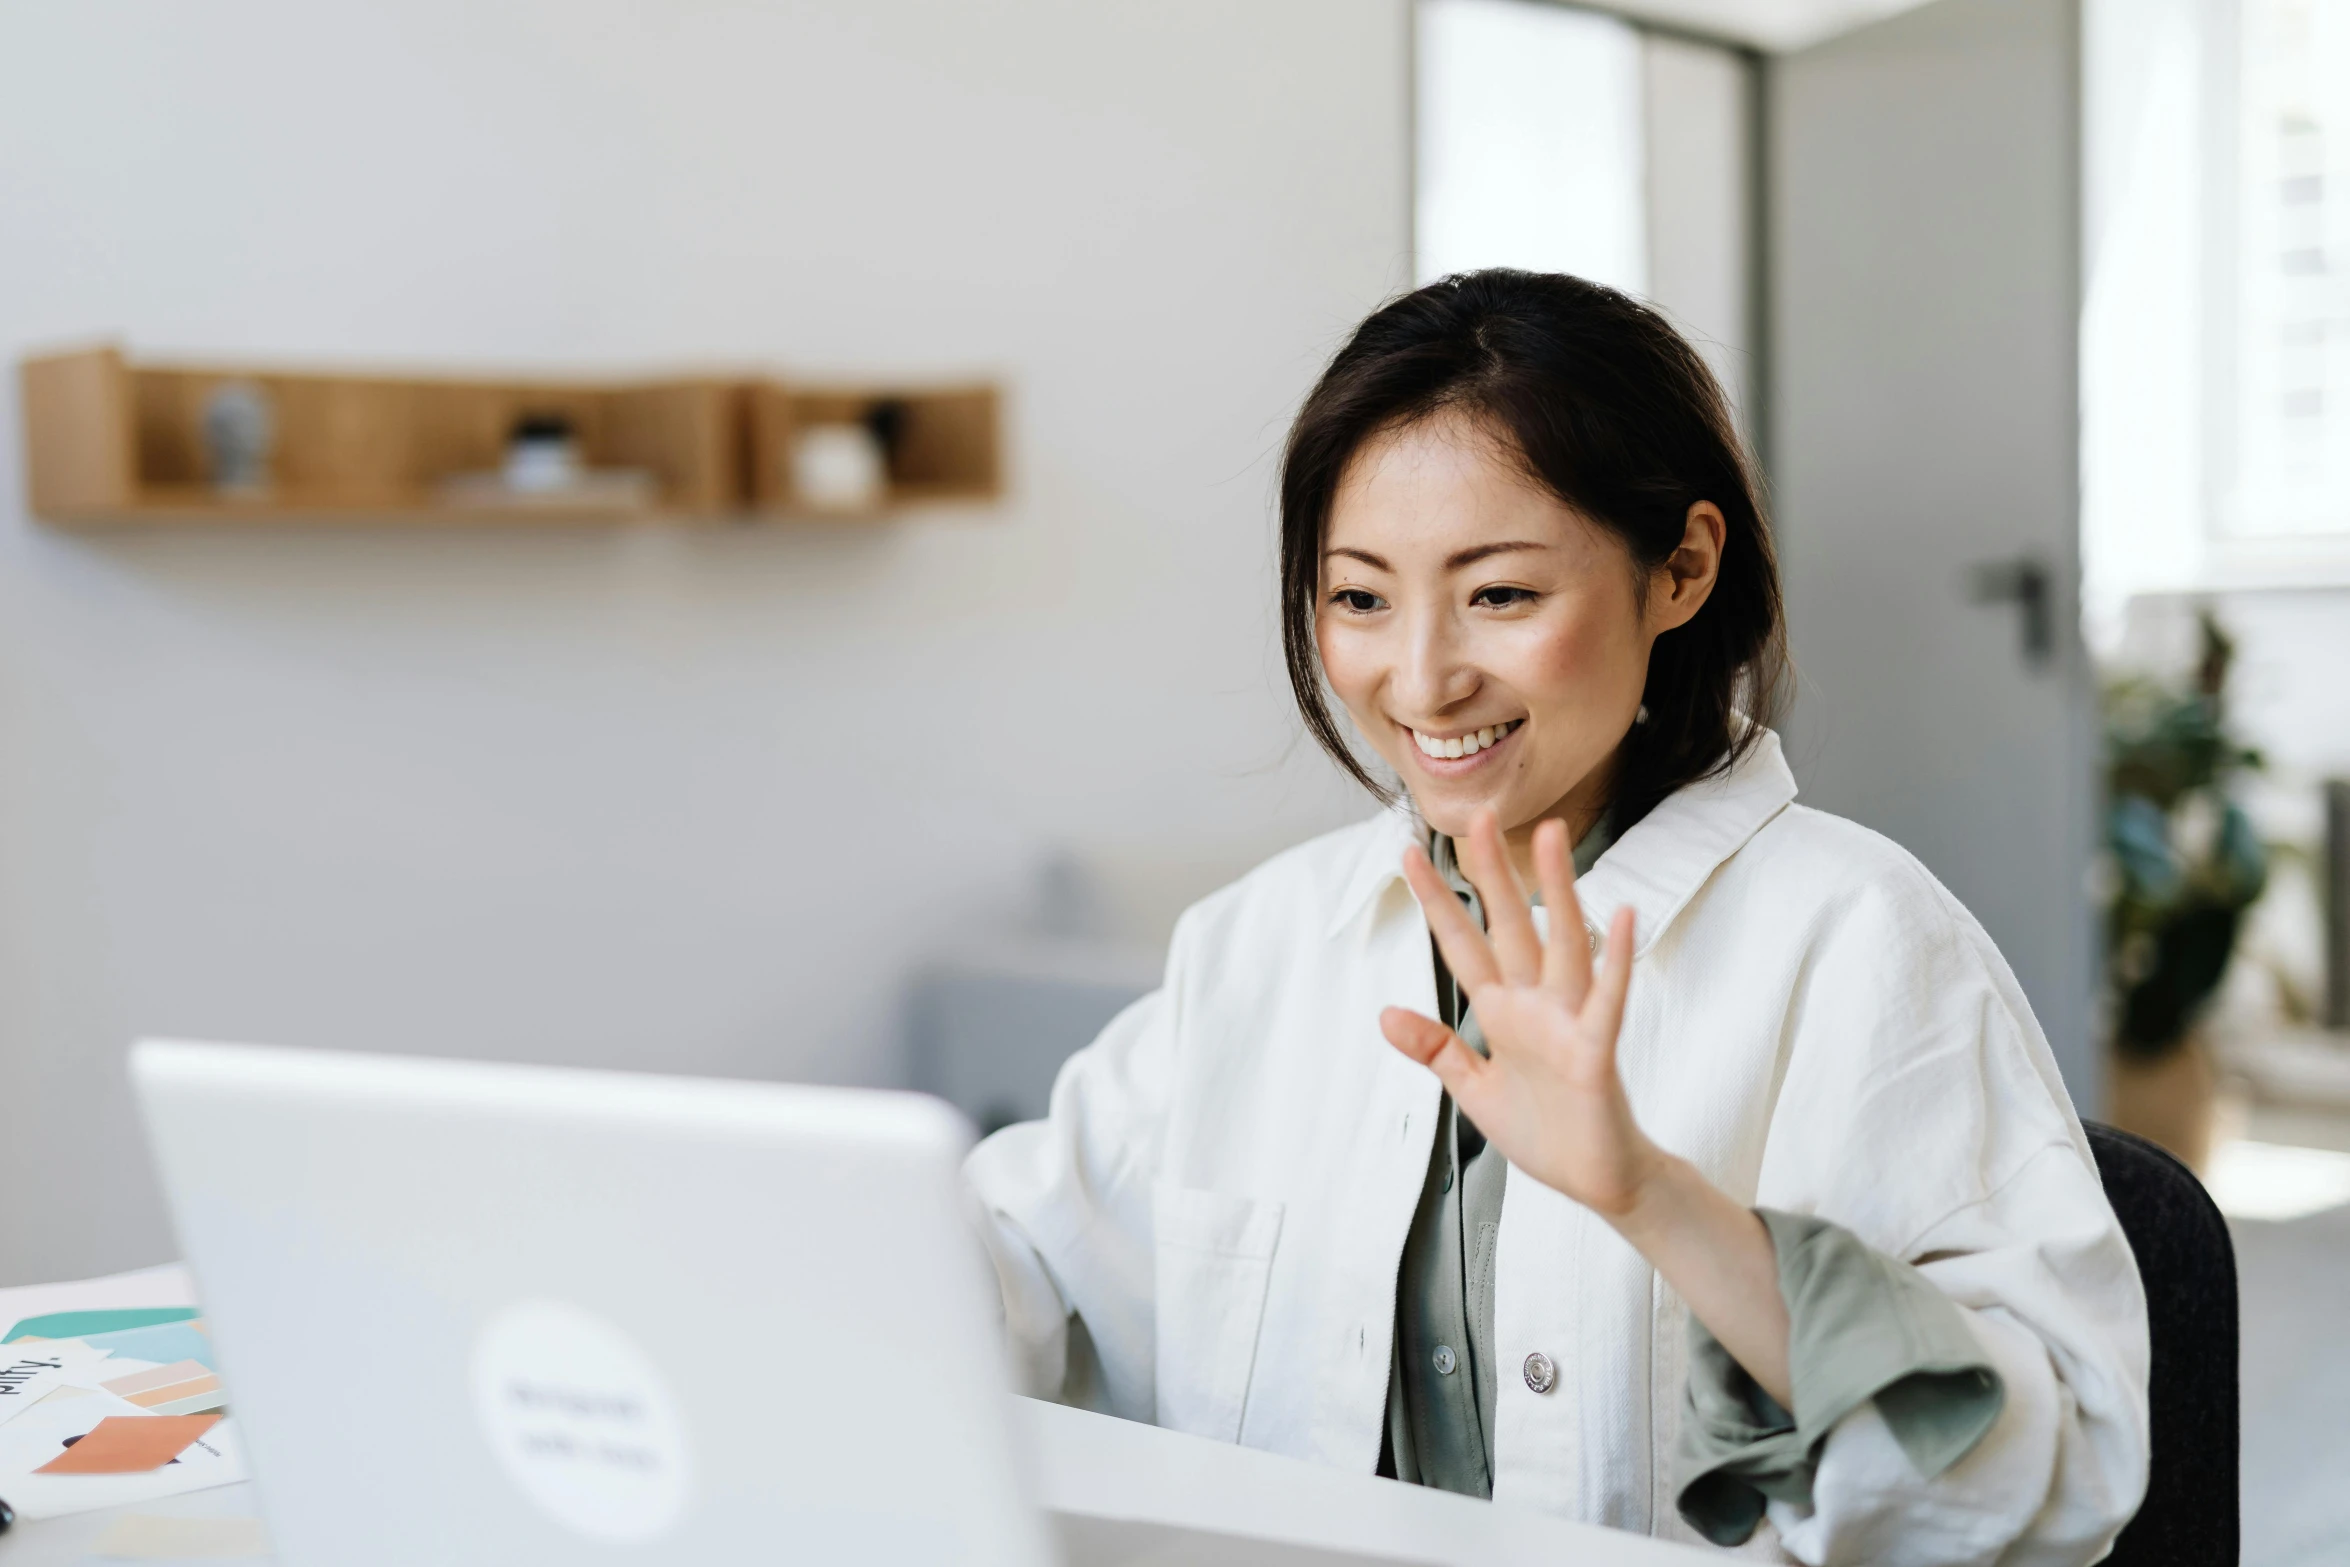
left=966, top=270, right=2148, bottom=1563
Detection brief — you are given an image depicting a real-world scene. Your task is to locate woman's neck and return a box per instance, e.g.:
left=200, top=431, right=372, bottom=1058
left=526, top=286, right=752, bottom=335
left=1502, top=751, right=1621, bottom=889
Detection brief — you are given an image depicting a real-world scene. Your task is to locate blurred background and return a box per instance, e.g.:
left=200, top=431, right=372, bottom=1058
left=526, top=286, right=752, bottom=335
left=3, top=0, right=2347, bottom=1558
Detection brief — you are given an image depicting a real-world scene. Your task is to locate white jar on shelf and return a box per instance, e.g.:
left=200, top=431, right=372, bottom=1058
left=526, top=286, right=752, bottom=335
left=791, top=422, right=888, bottom=511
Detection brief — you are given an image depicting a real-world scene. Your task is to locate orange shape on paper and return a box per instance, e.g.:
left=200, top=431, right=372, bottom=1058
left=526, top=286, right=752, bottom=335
left=101, top=1359, right=212, bottom=1399
left=34, top=1413, right=221, bottom=1474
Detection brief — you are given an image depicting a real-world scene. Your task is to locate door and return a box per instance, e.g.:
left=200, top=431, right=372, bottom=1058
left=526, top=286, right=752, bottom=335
left=1767, top=0, right=2101, bottom=1104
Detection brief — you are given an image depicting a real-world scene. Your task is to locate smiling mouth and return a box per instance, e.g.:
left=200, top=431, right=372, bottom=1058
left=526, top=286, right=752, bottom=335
left=1408, top=718, right=1523, bottom=761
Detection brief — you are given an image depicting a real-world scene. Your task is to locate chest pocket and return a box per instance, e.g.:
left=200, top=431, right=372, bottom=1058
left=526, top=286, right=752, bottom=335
left=1152, top=1183, right=1284, bottom=1443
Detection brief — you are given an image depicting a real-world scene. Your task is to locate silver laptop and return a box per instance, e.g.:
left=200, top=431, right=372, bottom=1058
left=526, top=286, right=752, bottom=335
left=131, top=1038, right=1057, bottom=1566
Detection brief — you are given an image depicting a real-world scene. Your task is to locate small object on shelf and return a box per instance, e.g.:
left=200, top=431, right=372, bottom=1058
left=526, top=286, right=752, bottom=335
left=433, top=409, right=659, bottom=511
left=503, top=412, right=582, bottom=493
left=747, top=382, right=999, bottom=517
left=791, top=421, right=889, bottom=512
left=200, top=379, right=274, bottom=495
left=865, top=397, right=910, bottom=460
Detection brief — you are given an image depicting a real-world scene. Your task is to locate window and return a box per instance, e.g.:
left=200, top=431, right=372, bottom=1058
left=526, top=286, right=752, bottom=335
left=2225, top=0, right=2350, bottom=543
left=2082, top=0, right=2350, bottom=637
left=1416, top=0, right=1650, bottom=292
left=1413, top=0, right=1756, bottom=434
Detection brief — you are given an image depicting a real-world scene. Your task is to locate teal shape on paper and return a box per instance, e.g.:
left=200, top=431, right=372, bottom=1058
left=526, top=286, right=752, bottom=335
left=4, top=1306, right=200, bottom=1344
left=74, top=1319, right=216, bottom=1369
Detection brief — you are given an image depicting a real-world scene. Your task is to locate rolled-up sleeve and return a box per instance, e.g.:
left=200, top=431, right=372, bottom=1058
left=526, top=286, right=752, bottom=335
left=1772, top=1143, right=2153, bottom=1567
left=1677, top=1210, right=2007, bottom=1547
left=1727, top=871, right=2152, bottom=1567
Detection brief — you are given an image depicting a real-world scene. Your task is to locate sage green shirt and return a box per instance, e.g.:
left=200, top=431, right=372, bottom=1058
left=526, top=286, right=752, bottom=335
left=1381, top=816, right=1615, bottom=1495
left=1381, top=819, right=2005, bottom=1539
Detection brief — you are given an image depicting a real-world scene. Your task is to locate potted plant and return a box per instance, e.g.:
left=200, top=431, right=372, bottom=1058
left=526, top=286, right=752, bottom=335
left=2101, top=610, right=2269, bottom=1169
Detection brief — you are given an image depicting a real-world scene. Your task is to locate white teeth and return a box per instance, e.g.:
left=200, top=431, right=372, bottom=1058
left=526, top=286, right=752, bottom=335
left=1413, top=719, right=1518, bottom=759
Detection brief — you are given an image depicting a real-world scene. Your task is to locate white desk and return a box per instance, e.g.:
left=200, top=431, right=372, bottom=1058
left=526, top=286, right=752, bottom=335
left=1021, top=1399, right=1706, bottom=1566
left=0, top=1398, right=1706, bottom=1566
left=0, top=1266, right=1706, bottom=1565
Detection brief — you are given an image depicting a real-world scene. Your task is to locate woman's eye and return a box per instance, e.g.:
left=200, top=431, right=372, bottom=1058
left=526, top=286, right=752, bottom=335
left=1472, top=585, right=1538, bottom=608
left=1330, top=588, right=1385, bottom=613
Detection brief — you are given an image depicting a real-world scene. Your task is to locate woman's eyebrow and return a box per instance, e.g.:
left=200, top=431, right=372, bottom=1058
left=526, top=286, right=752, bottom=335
left=1326, top=541, right=1552, bottom=572
left=1446, top=540, right=1551, bottom=569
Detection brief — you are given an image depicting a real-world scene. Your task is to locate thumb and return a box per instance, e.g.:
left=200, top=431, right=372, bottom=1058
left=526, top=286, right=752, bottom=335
left=1380, top=1007, right=1489, bottom=1102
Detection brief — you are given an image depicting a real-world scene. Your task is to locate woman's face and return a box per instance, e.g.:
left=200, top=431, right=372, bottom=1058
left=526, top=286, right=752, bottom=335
left=1316, top=410, right=1717, bottom=842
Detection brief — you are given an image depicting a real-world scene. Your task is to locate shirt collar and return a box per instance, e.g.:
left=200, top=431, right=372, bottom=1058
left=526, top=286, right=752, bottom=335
left=1321, top=728, right=1800, bottom=953
left=1323, top=804, right=1425, bottom=940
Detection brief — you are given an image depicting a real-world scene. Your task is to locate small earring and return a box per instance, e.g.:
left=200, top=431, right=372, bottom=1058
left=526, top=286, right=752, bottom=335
left=1635, top=703, right=1650, bottom=725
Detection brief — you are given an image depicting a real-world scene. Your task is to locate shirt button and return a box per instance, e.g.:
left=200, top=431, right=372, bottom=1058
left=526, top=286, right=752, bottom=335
left=1433, top=1344, right=1457, bottom=1376
left=1522, top=1351, right=1557, bottom=1393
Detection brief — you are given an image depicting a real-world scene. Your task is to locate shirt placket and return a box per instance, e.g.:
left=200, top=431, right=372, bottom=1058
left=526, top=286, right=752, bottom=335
left=1395, top=1090, right=1493, bottom=1496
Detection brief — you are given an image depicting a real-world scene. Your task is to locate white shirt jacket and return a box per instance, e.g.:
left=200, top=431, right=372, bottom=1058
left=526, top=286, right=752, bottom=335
left=964, top=731, right=2151, bottom=1564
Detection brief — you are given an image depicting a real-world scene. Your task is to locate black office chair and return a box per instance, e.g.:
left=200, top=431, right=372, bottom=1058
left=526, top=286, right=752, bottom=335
left=2084, top=1122, right=2239, bottom=1567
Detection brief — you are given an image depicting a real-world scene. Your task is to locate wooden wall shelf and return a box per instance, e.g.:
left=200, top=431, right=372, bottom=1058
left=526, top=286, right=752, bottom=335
left=18, top=345, right=1003, bottom=526
left=745, top=382, right=1000, bottom=517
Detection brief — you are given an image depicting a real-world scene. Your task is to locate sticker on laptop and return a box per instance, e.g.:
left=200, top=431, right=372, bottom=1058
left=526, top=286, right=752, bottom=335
left=471, top=1299, right=692, bottom=1541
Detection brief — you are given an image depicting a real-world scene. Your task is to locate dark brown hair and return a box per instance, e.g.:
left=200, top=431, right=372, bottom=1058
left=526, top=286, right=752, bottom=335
left=1279, top=268, right=1787, bottom=824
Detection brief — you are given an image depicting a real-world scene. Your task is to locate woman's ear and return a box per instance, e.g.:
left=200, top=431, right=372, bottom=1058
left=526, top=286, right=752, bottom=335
left=1648, top=501, right=1726, bottom=633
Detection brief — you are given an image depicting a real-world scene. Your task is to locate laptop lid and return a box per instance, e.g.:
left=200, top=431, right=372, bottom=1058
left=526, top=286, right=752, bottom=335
left=131, top=1038, right=1055, bottom=1567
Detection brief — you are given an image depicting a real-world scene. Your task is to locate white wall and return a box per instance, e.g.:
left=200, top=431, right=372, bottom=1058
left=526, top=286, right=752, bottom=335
left=0, top=0, right=1408, bottom=1285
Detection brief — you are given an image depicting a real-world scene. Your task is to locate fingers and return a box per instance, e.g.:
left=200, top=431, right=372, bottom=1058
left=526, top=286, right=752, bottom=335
left=1534, top=817, right=1594, bottom=1005
left=1463, top=809, right=1542, bottom=983
left=1380, top=1007, right=1490, bottom=1102
left=1402, top=844, right=1500, bottom=992
left=1586, top=905, right=1637, bottom=1042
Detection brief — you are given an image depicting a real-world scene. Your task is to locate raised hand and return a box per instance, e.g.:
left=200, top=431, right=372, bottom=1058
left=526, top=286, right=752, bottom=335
left=1382, top=808, right=1794, bottom=1403
left=1379, top=808, right=1662, bottom=1219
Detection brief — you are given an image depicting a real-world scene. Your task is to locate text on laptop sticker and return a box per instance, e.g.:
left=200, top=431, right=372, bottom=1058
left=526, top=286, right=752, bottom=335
left=471, top=1299, right=692, bottom=1541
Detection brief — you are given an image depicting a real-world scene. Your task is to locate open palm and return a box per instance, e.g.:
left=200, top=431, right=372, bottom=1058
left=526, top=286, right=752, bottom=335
left=1380, top=809, right=1662, bottom=1219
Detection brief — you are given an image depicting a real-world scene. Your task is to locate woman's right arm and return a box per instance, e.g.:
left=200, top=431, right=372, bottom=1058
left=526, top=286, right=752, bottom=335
left=963, top=977, right=1177, bottom=1421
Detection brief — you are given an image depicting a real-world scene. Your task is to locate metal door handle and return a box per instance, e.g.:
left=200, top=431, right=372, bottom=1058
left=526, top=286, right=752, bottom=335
left=1967, top=556, right=2053, bottom=669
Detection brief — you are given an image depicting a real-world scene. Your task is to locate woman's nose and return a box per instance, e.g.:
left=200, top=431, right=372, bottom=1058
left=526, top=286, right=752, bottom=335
left=1395, top=612, right=1478, bottom=715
